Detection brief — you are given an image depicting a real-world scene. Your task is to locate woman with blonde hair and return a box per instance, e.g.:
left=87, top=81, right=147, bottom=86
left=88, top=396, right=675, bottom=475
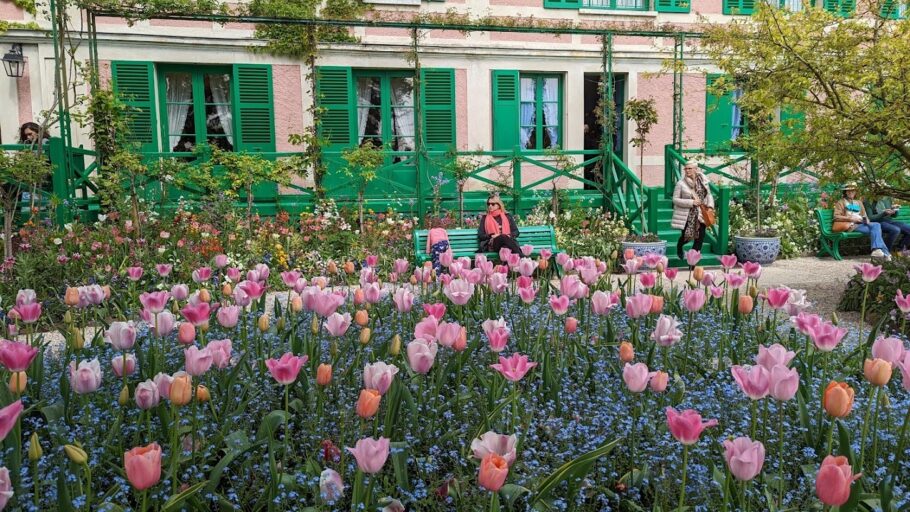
left=477, top=194, right=521, bottom=254
left=671, top=162, right=715, bottom=261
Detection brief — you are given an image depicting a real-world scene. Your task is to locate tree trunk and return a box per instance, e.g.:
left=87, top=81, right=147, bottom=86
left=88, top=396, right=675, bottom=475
left=358, top=188, right=365, bottom=233
left=457, top=182, right=465, bottom=228
left=639, top=148, right=646, bottom=234
left=4, top=204, right=16, bottom=260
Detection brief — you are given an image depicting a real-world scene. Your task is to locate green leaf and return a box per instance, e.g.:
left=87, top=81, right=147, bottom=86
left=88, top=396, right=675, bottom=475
left=530, top=438, right=620, bottom=506
left=256, top=410, right=290, bottom=441
left=162, top=481, right=209, bottom=512
left=499, top=483, right=531, bottom=511
left=836, top=420, right=856, bottom=466
left=390, top=441, right=410, bottom=491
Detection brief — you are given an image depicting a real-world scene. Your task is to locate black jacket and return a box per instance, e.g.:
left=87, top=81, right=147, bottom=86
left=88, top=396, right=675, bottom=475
left=477, top=213, right=520, bottom=251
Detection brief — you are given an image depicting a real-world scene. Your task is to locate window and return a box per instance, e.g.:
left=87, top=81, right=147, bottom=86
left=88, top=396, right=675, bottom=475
left=705, top=74, right=746, bottom=153
left=159, top=66, right=235, bottom=153
left=581, top=0, right=649, bottom=10
left=881, top=0, right=907, bottom=17
left=723, top=0, right=755, bottom=14
left=822, top=0, right=854, bottom=15
left=354, top=71, right=415, bottom=162
left=779, top=0, right=804, bottom=11
left=519, top=75, right=562, bottom=150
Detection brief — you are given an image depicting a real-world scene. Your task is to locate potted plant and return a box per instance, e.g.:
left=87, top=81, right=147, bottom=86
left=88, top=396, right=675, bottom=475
left=620, top=98, right=666, bottom=260
left=732, top=159, right=782, bottom=265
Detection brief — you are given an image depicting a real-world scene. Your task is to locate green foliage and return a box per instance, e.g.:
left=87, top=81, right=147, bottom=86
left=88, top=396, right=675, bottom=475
left=838, top=254, right=910, bottom=336
left=206, top=148, right=292, bottom=199
left=623, top=98, right=658, bottom=150
left=340, top=142, right=385, bottom=187
left=74, top=0, right=228, bottom=22
left=12, top=0, right=36, bottom=15
left=0, top=150, right=53, bottom=188
left=728, top=188, right=820, bottom=258
left=703, top=3, right=910, bottom=202
left=245, top=0, right=366, bottom=59
left=524, top=202, right=628, bottom=261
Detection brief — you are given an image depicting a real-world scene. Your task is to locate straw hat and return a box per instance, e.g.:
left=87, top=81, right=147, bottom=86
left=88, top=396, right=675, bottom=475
left=841, top=182, right=858, bottom=191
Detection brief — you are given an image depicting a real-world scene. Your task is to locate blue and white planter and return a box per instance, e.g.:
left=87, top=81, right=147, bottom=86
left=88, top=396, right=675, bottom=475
left=734, top=235, right=781, bottom=265
left=621, top=240, right=668, bottom=261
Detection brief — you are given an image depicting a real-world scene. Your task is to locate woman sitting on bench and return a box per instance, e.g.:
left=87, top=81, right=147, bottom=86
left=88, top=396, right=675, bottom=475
left=833, top=182, right=892, bottom=261
left=477, top=193, right=521, bottom=255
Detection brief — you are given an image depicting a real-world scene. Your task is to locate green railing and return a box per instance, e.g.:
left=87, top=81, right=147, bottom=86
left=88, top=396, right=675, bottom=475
left=665, top=145, right=734, bottom=253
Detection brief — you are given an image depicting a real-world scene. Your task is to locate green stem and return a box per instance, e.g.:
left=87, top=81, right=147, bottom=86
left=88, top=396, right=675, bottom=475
left=858, top=386, right=879, bottom=475
left=859, top=283, right=868, bottom=367
left=871, top=388, right=884, bottom=472
left=889, top=403, right=910, bottom=483
left=777, top=402, right=785, bottom=507
left=826, top=418, right=836, bottom=455
left=678, top=444, right=689, bottom=510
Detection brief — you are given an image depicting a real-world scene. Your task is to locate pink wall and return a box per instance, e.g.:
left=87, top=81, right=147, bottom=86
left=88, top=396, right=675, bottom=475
left=273, top=64, right=304, bottom=152
left=150, top=19, right=212, bottom=28
left=490, top=32, right=572, bottom=44
left=17, top=61, right=32, bottom=124
left=364, top=27, right=411, bottom=37
left=455, top=68, right=468, bottom=150
left=428, top=29, right=467, bottom=40
left=0, top=0, right=25, bottom=20
left=98, top=60, right=112, bottom=87
left=635, top=73, right=674, bottom=155
left=691, top=0, right=721, bottom=14
left=489, top=0, right=540, bottom=5
left=680, top=73, right=706, bottom=149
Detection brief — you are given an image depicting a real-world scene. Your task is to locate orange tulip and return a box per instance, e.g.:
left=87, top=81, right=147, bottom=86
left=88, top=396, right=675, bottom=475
left=196, top=384, right=211, bottom=403
left=170, top=372, right=192, bottom=406
left=290, top=296, right=303, bottom=313
left=359, top=327, right=372, bottom=346
left=538, top=259, right=549, bottom=271
left=692, top=266, right=705, bottom=282
left=327, top=261, right=338, bottom=274
left=8, top=371, right=26, bottom=394
left=258, top=314, right=270, bottom=333
left=738, top=295, right=754, bottom=314
left=221, top=283, right=233, bottom=297
left=823, top=381, right=855, bottom=418
left=343, top=261, right=355, bottom=274
left=316, top=364, right=333, bottom=386
left=353, top=289, right=366, bottom=306
left=64, top=287, right=81, bottom=307
left=863, top=358, right=892, bottom=386
left=649, top=295, right=664, bottom=314
left=355, top=309, right=369, bottom=327
left=478, top=453, right=509, bottom=491
left=198, top=289, right=211, bottom=303
left=356, top=388, right=381, bottom=418
left=619, top=341, right=634, bottom=363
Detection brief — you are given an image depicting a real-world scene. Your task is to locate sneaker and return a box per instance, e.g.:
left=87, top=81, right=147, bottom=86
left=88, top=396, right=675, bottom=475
left=871, top=249, right=885, bottom=258
left=885, top=254, right=893, bottom=262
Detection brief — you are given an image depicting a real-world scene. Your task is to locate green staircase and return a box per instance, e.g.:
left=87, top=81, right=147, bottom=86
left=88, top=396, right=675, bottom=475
left=650, top=194, right=723, bottom=268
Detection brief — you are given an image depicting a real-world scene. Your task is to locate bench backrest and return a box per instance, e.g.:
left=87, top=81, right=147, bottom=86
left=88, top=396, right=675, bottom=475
left=413, top=226, right=557, bottom=255
left=815, top=209, right=835, bottom=236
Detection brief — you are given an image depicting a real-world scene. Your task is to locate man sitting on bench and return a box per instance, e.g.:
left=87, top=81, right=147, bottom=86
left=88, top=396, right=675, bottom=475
left=833, top=182, right=892, bottom=261
left=865, top=194, right=910, bottom=253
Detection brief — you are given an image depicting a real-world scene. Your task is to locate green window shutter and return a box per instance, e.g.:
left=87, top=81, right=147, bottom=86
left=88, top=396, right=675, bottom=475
left=543, top=0, right=581, bottom=8
left=492, top=70, right=520, bottom=151
left=723, top=0, right=754, bottom=14
left=655, top=0, right=690, bottom=13
left=232, top=64, right=275, bottom=153
left=880, top=0, right=898, bottom=17
left=705, top=74, right=733, bottom=154
left=315, top=67, right=355, bottom=148
left=824, top=0, right=853, bottom=15
left=111, top=61, right=158, bottom=153
left=780, top=107, right=805, bottom=137
left=420, top=68, right=456, bottom=150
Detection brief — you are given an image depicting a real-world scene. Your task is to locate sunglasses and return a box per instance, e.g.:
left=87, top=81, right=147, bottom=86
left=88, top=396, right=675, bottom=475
left=487, top=202, right=499, bottom=207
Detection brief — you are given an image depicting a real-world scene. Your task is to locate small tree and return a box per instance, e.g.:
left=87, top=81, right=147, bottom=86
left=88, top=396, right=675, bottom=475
left=624, top=98, right=658, bottom=234
left=443, top=148, right=484, bottom=227
left=341, top=142, right=386, bottom=232
left=0, top=151, right=52, bottom=258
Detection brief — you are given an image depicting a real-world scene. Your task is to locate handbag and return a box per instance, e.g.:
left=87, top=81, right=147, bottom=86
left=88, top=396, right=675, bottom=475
left=699, top=204, right=717, bottom=228
left=832, top=221, right=853, bottom=233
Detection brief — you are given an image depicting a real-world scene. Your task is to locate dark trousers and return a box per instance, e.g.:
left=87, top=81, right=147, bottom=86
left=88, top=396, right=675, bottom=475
left=488, top=235, right=522, bottom=255
left=677, top=223, right=707, bottom=260
left=880, top=220, right=910, bottom=250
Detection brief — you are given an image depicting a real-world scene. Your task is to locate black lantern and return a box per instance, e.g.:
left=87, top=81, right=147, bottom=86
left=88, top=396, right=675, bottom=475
left=2, top=44, right=25, bottom=78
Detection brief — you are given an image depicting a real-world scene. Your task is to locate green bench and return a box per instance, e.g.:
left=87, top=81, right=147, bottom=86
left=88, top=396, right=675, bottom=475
left=816, top=208, right=910, bottom=260
left=414, top=225, right=559, bottom=265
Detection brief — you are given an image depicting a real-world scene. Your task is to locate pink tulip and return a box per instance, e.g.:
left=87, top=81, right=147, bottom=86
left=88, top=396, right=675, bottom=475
left=151, top=310, right=175, bottom=337
left=216, top=305, right=241, bottom=329
left=717, top=254, right=737, bottom=270
left=665, top=407, right=718, bottom=445
left=665, top=267, right=679, bottom=280
left=792, top=312, right=823, bottom=336
left=623, top=363, right=650, bottom=393
left=134, top=380, right=160, bottom=409
left=407, top=339, right=438, bottom=374
left=238, top=280, right=267, bottom=301
left=192, top=267, right=213, bottom=283
left=225, top=267, right=241, bottom=282
left=0, top=467, right=10, bottom=510
left=742, top=261, right=762, bottom=279
left=896, top=290, right=910, bottom=314
left=626, top=293, right=653, bottom=319
left=213, top=254, right=229, bottom=268
left=591, top=290, right=620, bottom=315
left=363, top=283, right=385, bottom=304
left=437, top=321, right=463, bottom=349
left=651, top=314, right=683, bottom=347
left=177, top=323, right=196, bottom=345
left=549, top=295, right=571, bottom=315
left=414, top=316, right=439, bottom=342
left=391, top=258, right=409, bottom=275
left=0, top=340, right=38, bottom=372
left=709, top=286, right=724, bottom=299
left=13, top=303, right=41, bottom=324
left=808, top=322, right=848, bottom=352
left=156, top=263, right=173, bottom=277
left=685, top=249, right=701, bottom=266
left=768, top=364, right=799, bottom=401
left=765, top=287, right=791, bottom=309
left=364, top=361, right=399, bottom=395
left=731, top=365, right=770, bottom=400
left=755, top=344, right=795, bottom=370
left=319, top=468, right=344, bottom=503
left=153, top=372, right=173, bottom=399
left=365, top=254, right=379, bottom=268
left=555, top=252, right=571, bottom=267
left=139, top=291, right=170, bottom=314
left=723, top=436, right=764, bottom=481
left=112, top=354, right=137, bottom=377
left=871, top=336, right=905, bottom=365
left=725, top=273, right=747, bottom=289
left=540, top=249, right=552, bottom=260
left=681, top=289, right=706, bottom=313
left=487, top=328, right=510, bottom=353
left=207, top=339, right=233, bottom=369
left=639, top=272, right=657, bottom=289
left=280, top=271, right=301, bottom=289
left=506, top=253, right=520, bottom=269
left=444, top=279, right=475, bottom=305
left=185, top=346, right=213, bottom=376
left=649, top=370, right=669, bottom=392
left=896, top=356, right=910, bottom=392
left=621, top=258, right=641, bottom=275
left=0, top=400, right=23, bottom=442
left=471, top=431, right=518, bottom=466
left=312, top=292, right=345, bottom=318
left=519, top=286, right=537, bottom=304
left=564, top=317, right=578, bottom=334
left=126, top=266, right=144, bottom=281
left=490, top=353, right=538, bottom=382
left=815, top=455, right=861, bottom=506
left=265, top=352, right=308, bottom=385
left=124, top=443, right=162, bottom=490
left=346, top=437, right=390, bottom=474
left=423, top=303, right=446, bottom=320
left=69, top=358, right=102, bottom=394
left=392, top=288, right=415, bottom=313
left=854, top=262, right=882, bottom=283
left=170, top=284, right=189, bottom=301
left=489, top=273, right=509, bottom=294
left=324, top=313, right=352, bottom=337
left=77, top=284, right=106, bottom=307
left=180, top=302, right=211, bottom=327
left=106, top=321, right=138, bottom=350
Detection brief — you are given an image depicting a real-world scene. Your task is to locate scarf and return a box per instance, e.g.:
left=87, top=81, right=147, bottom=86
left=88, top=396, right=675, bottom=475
left=484, top=210, right=511, bottom=237
left=682, top=175, right=709, bottom=243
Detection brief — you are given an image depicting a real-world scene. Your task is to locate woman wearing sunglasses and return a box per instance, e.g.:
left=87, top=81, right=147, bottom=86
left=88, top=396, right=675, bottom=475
left=477, top=194, right=521, bottom=255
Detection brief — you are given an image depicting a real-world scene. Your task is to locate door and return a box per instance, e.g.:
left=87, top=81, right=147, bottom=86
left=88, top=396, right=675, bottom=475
left=583, top=73, right=626, bottom=189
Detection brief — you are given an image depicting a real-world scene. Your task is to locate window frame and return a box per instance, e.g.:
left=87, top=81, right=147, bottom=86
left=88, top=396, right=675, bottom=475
left=351, top=69, right=418, bottom=164
left=156, top=64, right=236, bottom=154
left=518, top=73, right=564, bottom=151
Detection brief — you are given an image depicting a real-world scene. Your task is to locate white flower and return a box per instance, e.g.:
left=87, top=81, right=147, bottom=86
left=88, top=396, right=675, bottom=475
left=548, top=212, right=556, bottom=219
left=97, top=214, right=107, bottom=222
left=53, top=238, right=63, bottom=246
left=158, top=246, right=166, bottom=254
left=64, top=223, right=74, bottom=232
left=272, top=234, right=280, bottom=240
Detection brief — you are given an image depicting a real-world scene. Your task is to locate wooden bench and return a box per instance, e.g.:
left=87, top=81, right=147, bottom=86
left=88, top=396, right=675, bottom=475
left=413, top=225, right=559, bottom=265
left=816, top=208, right=910, bottom=260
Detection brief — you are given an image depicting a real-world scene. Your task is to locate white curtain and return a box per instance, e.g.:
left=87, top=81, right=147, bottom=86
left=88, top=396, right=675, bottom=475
left=541, top=78, right=559, bottom=148
left=731, top=88, right=743, bottom=140
left=519, top=78, right=535, bottom=149
left=209, top=74, right=233, bottom=146
left=390, top=79, right=414, bottom=152
left=783, top=0, right=803, bottom=11
left=166, top=74, right=192, bottom=151
left=357, top=78, right=375, bottom=144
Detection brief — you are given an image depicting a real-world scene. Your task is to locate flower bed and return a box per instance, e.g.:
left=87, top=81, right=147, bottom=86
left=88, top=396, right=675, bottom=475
left=0, top=248, right=909, bottom=511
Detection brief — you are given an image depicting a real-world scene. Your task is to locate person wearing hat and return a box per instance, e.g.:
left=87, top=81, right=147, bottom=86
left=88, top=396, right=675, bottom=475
left=477, top=193, right=521, bottom=255
left=864, top=193, right=909, bottom=252
left=833, top=182, right=891, bottom=260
